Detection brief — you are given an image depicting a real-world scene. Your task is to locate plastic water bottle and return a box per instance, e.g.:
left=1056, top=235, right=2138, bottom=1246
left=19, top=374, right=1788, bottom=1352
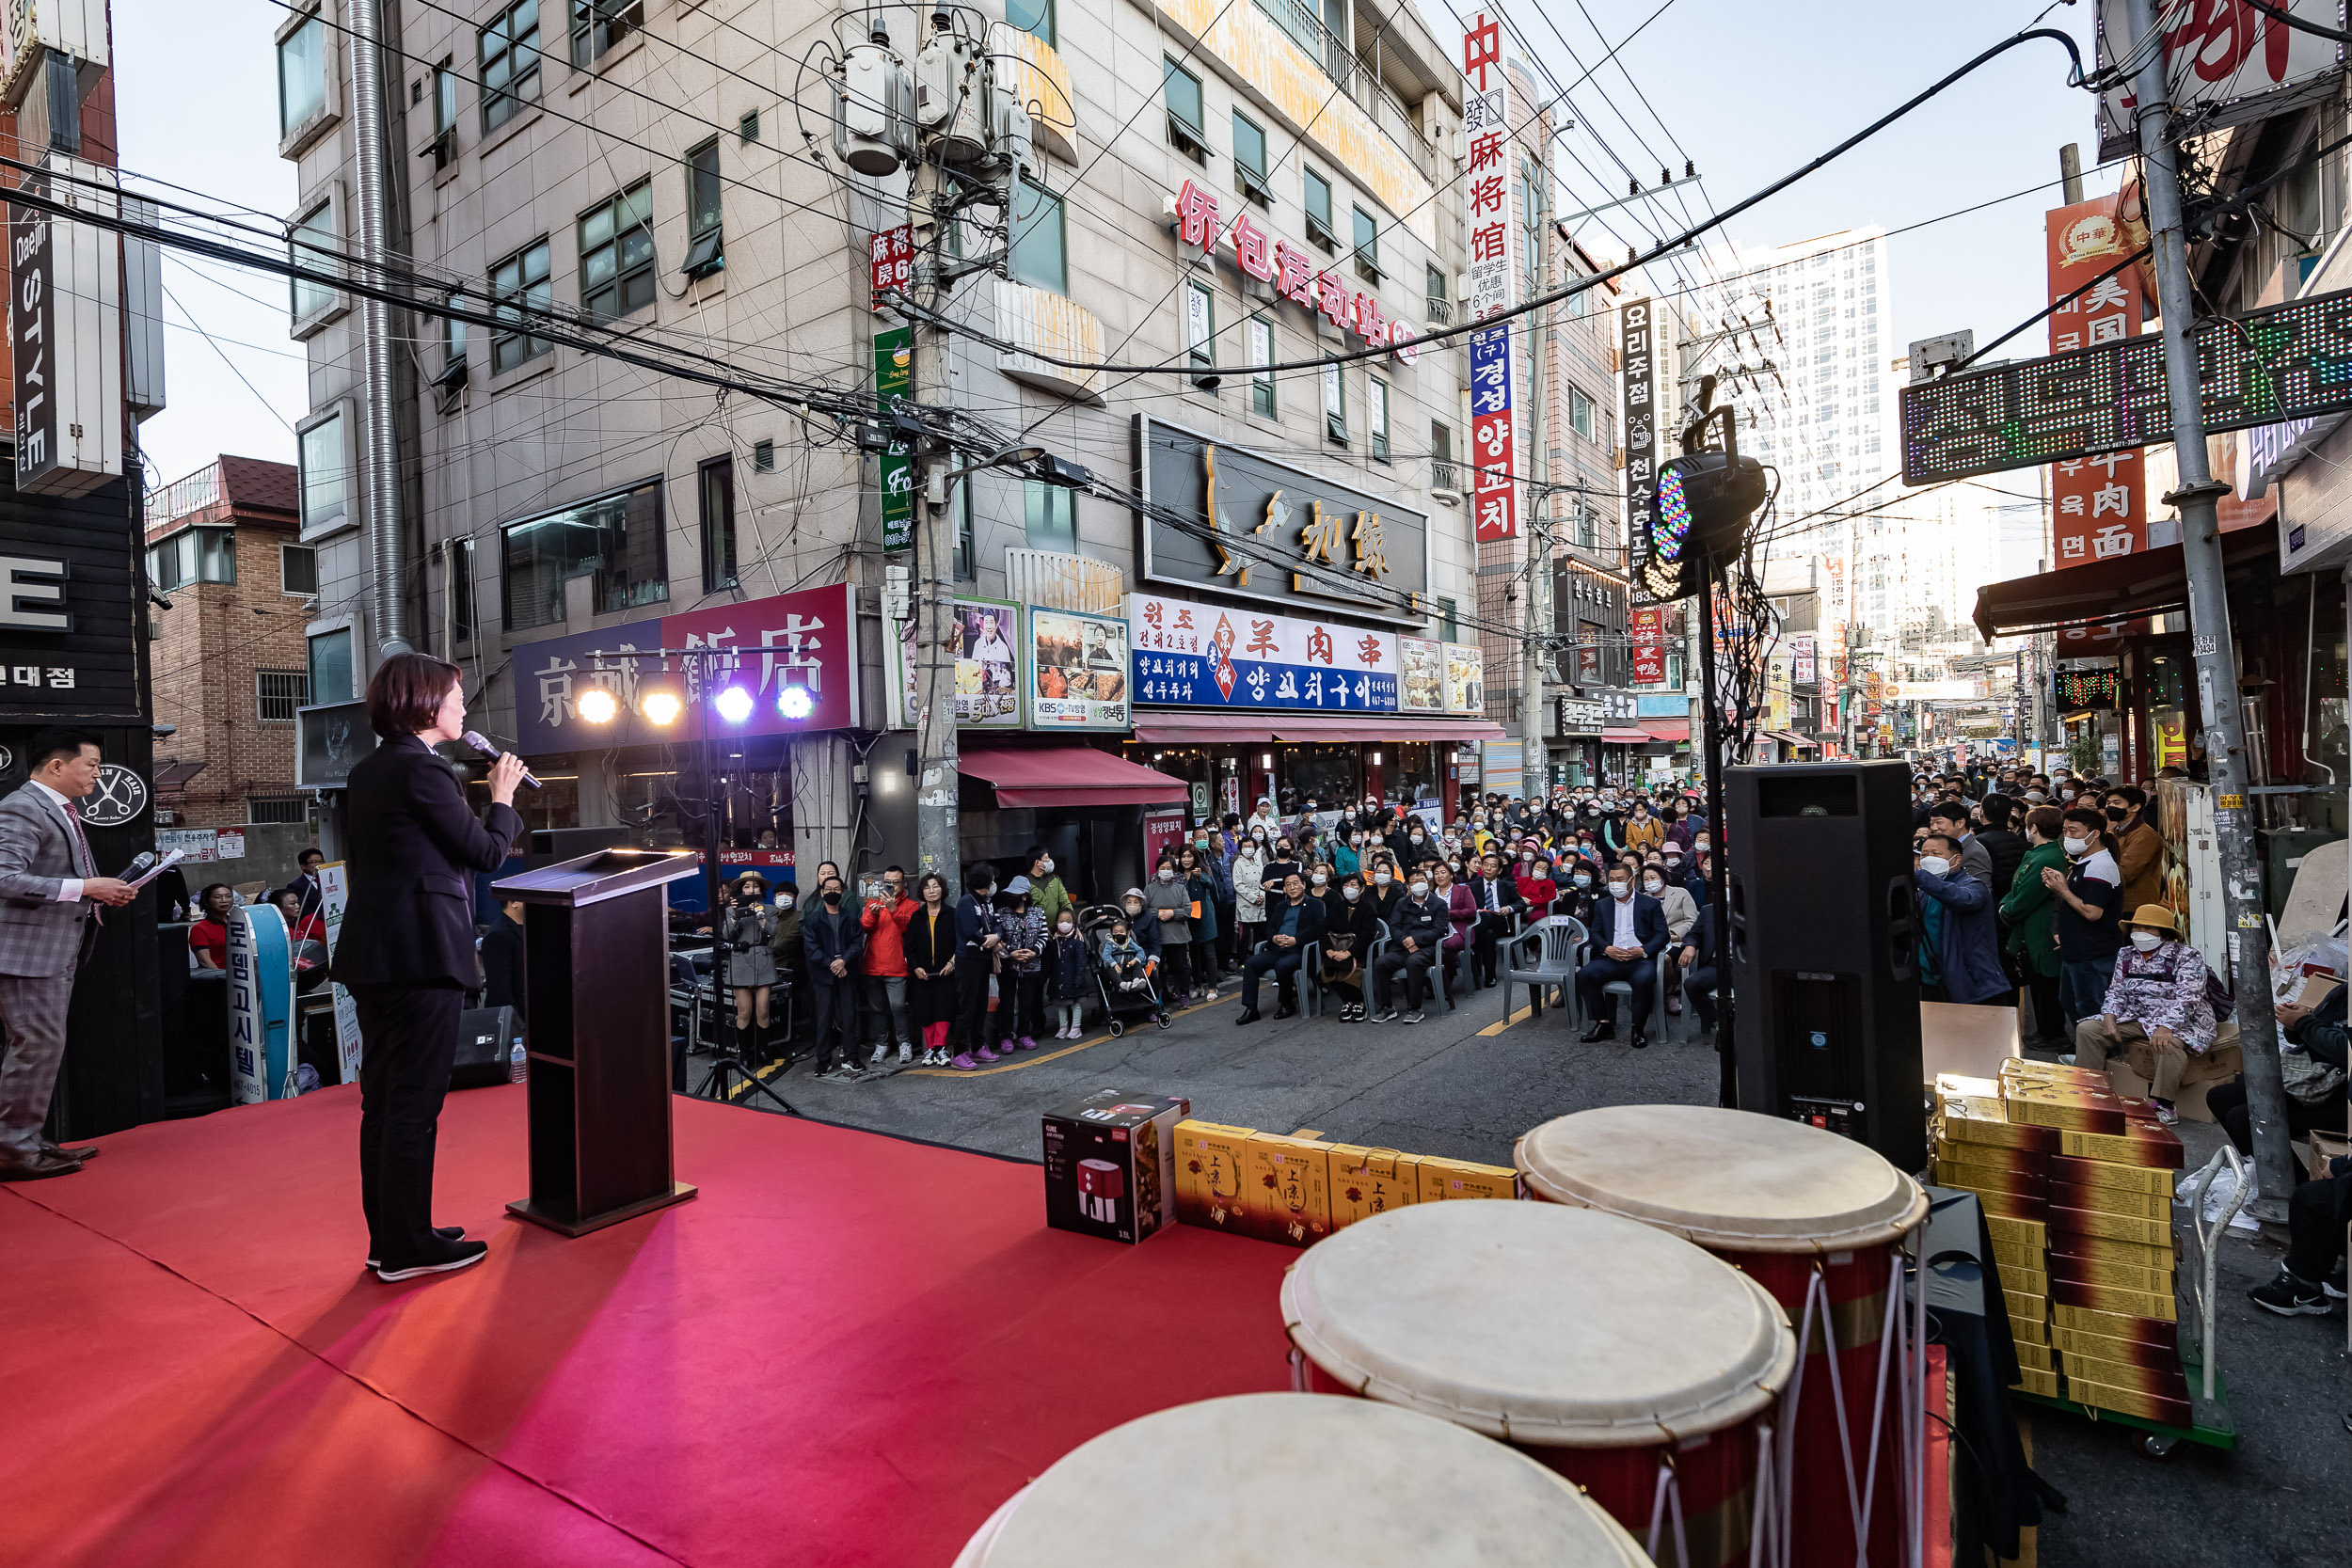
left=508, top=1037, right=528, bottom=1085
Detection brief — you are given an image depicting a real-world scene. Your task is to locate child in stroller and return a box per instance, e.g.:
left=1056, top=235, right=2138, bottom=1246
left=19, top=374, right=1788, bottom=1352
left=1084, top=905, right=1172, bottom=1037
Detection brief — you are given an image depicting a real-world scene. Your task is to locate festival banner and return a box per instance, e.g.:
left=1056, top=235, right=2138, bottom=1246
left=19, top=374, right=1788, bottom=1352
left=1127, top=592, right=1397, bottom=712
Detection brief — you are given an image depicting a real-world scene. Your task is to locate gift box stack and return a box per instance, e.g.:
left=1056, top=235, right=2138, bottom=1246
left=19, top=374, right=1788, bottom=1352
left=1931, top=1067, right=2187, bottom=1419
left=1171, top=1120, right=1518, bottom=1247
left=1930, top=1078, right=2060, bottom=1396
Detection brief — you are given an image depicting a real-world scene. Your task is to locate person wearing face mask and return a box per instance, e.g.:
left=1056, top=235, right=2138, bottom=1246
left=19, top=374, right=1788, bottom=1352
left=1923, top=800, right=1992, bottom=889
left=2067, top=905, right=2216, bottom=1124
left=1370, top=870, right=1448, bottom=1022
left=1045, top=908, right=1091, bottom=1039
left=720, top=872, right=782, bottom=1064
left=1262, top=839, right=1302, bottom=899
left=1575, top=868, right=1669, bottom=1047
left=2102, top=785, right=2163, bottom=913
left=1514, top=843, right=1562, bottom=920
left=994, top=878, right=1050, bottom=1052
left=1319, top=874, right=1377, bottom=1020
left=2042, top=807, right=2124, bottom=1030
left=1119, top=885, right=1165, bottom=980
left=1232, top=837, right=1268, bottom=956
left=1330, top=830, right=1362, bottom=880
left=860, top=866, right=918, bottom=1068
left=802, top=875, right=869, bottom=1081
left=1182, top=847, right=1223, bottom=1005
left=1467, top=852, right=1524, bottom=988
left=1432, top=861, right=1475, bottom=996
left=1247, top=797, right=1282, bottom=839
left=1624, top=800, right=1665, bottom=857
left=947, top=864, right=1005, bottom=1071
left=1643, top=860, right=1697, bottom=1017
left=1912, top=833, right=2010, bottom=1007
left=1024, top=847, right=1073, bottom=934
left=1998, top=808, right=2071, bottom=1050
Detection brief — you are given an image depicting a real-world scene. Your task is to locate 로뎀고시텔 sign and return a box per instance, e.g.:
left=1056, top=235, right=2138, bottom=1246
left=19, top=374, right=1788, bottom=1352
left=1136, top=415, right=1429, bottom=626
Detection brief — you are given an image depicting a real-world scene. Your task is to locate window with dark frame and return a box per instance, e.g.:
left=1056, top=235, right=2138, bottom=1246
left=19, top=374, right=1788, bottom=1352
left=489, top=237, right=551, bottom=372
left=429, top=56, right=458, bottom=169
left=1232, top=111, right=1268, bottom=202
left=501, top=480, right=669, bottom=631
left=145, top=529, right=237, bottom=592
left=1248, top=315, right=1275, bottom=417
left=1323, top=362, right=1346, bottom=444
left=1184, top=280, right=1216, bottom=388
left=568, top=0, right=642, bottom=68
left=1024, top=480, right=1075, bottom=550
left=280, top=543, right=318, bottom=595
left=289, top=198, right=336, bottom=324
left=1352, top=205, right=1380, bottom=283
left=307, top=628, right=354, bottom=705
left=1369, top=376, right=1391, bottom=462
left=479, top=0, right=541, bottom=135
left=247, top=796, right=313, bottom=826
left=1430, top=420, right=1454, bottom=489
left=951, top=481, right=976, bottom=581
left=449, top=537, right=477, bottom=645
left=684, top=139, right=723, bottom=277
left=256, top=669, right=310, bottom=724
left=699, top=454, right=739, bottom=592
left=579, top=180, right=655, bottom=320
left=1009, top=181, right=1066, bottom=293
left=1163, top=57, right=1205, bottom=161
left=1304, top=168, right=1335, bottom=247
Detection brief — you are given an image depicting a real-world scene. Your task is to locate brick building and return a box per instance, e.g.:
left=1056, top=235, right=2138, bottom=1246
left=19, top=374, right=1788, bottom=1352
left=144, top=456, right=318, bottom=831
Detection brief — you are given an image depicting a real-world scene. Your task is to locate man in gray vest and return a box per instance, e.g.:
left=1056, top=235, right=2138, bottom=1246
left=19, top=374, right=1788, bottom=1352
left=0, top=729, right=139, bottom=1180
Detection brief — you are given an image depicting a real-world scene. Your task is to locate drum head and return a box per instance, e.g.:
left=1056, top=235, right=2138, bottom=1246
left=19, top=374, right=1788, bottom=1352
left=1516, top=1104, right=1928, bottom=1254
left=970, top=1393, right=1650, bottom=1567
left=1283, top=1202, right=1794, bottom=1448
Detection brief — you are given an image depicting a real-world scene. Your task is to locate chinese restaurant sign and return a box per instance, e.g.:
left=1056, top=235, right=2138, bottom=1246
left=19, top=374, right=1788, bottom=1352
left=1170, top=178, right=1419, bottom=362
left=513, top=581, right=856, bottom=754
left=1128, top=592, right=1399, bottom=713
left=1136, top=415, right=1430, bottom=625
left=2046, top=194, right=2148, bottom=563
left=1463, top=10, right=1517, bottom=543
left=1900, top=284, right=2352, bottom=484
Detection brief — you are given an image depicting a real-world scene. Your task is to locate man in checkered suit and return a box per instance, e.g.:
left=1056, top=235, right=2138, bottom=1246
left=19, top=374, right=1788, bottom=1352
left=0, top=730, right=138, bottom=1180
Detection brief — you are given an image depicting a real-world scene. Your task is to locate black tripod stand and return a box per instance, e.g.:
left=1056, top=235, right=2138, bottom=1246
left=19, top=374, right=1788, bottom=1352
left=691, top=938, right=803, bottom=1117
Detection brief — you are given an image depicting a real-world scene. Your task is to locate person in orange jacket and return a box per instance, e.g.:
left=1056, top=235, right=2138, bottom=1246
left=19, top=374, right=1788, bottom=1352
left=860, top=865, right=919, bottom=1068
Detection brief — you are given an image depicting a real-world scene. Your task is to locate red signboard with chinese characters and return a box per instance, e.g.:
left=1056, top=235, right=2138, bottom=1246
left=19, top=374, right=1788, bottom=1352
left=1629, top=608, right=1665, bottom=684
left=1170, top=179, right=1418, bottom=362
left=2046, top=195, right=2150, bottom=564
left=870, top=224, right=912, bottom=312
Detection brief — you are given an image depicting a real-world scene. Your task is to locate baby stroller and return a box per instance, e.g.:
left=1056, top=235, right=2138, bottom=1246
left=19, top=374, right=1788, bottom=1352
left=1077, top=903, right=1172, bottom=1037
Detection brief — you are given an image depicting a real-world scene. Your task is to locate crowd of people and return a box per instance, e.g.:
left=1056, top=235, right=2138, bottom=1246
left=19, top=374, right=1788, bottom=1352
left=683, top=785, right=1724, bottom=1081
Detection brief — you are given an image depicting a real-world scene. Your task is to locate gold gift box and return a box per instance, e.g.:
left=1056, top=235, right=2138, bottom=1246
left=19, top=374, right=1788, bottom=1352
left=2048, top=1180, right=2173, bottom=1221
left=2048, top=1204, right=2172, bottom=1247
left=1174, top=1120, right=1258, bottom=1234
left=2053, top=1275, right=2177, bottom=1323
left=1943, top=1095, right=2058, bottom=1151
left=2048, top=1248, right=2173, bottom=1297
left=1986, top=1213, right=2048, bottom=1249
left=1246, top=1133, right=1334, bottom=1248
left=2010, top=1313, right=2050, bottom=1347
left=2010, top=1366, right=2061, bottom=1398
left=2052, top=1324, right=2174, bottom=1368
left=2057, top=1126, right=2185, bottom=1170
left=1323, top=1145, right=1421, bottom=1230
left=2014, top=1340, right=2055, bottom=1372
left=2053, top=1302, right=2178, bottom=1343
left=2068, top=1375, right=2191, bottom=1427
left=2047, top=1152, right=2176, bottom=1196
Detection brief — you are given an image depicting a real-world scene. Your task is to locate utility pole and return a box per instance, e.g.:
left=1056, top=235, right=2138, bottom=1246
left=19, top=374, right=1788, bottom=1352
left=2124, top=0, right=2295, bottom=1214
left=2058, top=141, right=2084, bottom=206
left=909, top=141, right=961, bottom=899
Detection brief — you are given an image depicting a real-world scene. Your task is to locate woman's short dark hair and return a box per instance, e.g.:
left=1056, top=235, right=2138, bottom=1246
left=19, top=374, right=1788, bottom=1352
left=2024, top=805, right=2065, bottom=840
left=199, top=882, right=232, bottom=911
left=366, top=651, right=463, bottom=738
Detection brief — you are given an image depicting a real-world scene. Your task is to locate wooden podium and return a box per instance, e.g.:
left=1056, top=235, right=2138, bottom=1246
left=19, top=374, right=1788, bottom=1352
left=493, top=847, right=700, bottom=1236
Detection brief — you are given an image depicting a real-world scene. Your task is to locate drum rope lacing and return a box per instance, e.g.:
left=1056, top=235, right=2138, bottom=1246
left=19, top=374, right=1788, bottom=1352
left=1768, top=1254, right=1928, bottom=1568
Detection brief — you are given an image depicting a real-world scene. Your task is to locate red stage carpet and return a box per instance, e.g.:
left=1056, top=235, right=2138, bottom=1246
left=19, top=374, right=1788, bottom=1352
left=0, top=1085, right=1297, bottom=1567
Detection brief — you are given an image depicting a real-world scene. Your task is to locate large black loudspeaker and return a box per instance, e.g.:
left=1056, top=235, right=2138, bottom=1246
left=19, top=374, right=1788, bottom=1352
left=1725, top=759, right=1925, bottom=1168
left=452, top=1006, right=523, bottom=1089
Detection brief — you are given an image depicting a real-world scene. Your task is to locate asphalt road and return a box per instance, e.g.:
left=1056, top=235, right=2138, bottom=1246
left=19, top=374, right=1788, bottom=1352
left=696, top=979, right=2344, bottom=1565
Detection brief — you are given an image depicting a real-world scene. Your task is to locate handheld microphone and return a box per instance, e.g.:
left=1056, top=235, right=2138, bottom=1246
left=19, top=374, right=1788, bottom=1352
left=115, top=850, right=156, bottom=881
left=461, top=730, right=541, bottom=789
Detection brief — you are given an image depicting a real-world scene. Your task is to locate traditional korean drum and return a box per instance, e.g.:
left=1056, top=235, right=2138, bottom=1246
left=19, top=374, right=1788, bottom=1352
left=1517, top=1105, right=1930, bottom=1568
left=1281, top=1201, right=1794, bottom=1568
left=950, top=1392, right=1651, bottom=1568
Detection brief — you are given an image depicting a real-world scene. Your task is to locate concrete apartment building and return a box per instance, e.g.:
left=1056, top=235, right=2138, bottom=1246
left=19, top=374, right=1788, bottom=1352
left=143, top=456, right=315, bottom=832
left=280, top=0, right=1488, bottom=881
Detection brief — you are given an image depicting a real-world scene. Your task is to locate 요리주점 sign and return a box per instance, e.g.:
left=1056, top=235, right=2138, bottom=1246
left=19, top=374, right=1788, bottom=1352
left=1128, top=593, right=1397, bottom=713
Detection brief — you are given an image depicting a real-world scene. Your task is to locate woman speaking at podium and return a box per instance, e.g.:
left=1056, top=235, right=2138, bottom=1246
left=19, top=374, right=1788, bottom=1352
left=340, top=653, right=526, bottom=1283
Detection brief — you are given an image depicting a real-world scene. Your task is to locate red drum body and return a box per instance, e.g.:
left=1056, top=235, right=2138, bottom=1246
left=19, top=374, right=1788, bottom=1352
left=1282, top=1202, right=1796, bottom=1568
left=1518, top=1105, right=1929, bottom=1568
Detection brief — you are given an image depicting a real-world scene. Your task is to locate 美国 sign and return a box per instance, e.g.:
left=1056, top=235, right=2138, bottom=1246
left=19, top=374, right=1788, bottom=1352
left=1899, top=284, right=2352, bottom=485
left=1136, top=415, right=1429, bottom=625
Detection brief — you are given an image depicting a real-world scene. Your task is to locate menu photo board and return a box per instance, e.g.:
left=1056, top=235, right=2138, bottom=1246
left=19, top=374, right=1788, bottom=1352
left=1443, top=642, right=1484, bottom=714
left=1028, top=609, right=1132, bottom=731
left=884, top=596, right=1025, bottom=730
left=1399, top=636, right=1445, bottom=714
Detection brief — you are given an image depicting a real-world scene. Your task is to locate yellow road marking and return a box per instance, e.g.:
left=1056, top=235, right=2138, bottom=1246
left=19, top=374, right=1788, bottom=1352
left=899, top=997, right=1222, bottom=1077
left=1476, top=1005, right=1536, bottom=1037
left=726, top=1060, right=787, bottom=1100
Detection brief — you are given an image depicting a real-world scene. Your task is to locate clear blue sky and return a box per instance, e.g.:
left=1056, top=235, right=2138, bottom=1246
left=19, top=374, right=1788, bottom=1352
left=118, top=0, right=2117, bottom=487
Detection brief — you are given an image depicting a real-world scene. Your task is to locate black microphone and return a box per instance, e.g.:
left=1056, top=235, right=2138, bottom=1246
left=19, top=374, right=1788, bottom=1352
left=461, top=730, right=541, bottom=789
left=115, top=850, right=156, bottom=881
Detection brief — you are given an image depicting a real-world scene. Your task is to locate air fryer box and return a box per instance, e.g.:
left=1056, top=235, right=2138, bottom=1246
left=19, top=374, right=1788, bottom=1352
left=1041, top=1090, right=1191, bottom=1243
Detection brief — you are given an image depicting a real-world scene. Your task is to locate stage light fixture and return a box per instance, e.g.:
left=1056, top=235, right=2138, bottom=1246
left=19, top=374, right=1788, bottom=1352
left=714, top=685, right=755, bottom=724
left=576, top=687, right=619, bottom=724
left=777, top=682, right=816, bottom=721
left=641, top=690, right=683, bottom=726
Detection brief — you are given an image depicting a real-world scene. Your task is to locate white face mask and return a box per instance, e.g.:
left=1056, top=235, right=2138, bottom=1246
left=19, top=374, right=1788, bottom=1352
left=1918, top=856, right=1950, bottom=877
left=1644, top=876, right=1663, bottom=894
left=1409, top=833, right=1424, bottom=844
left=2060, top=789, right=2076, bottom=801
left=1609, top=881, right=1631, bottom=901
left=1056, top=922, right=1074, bottom=934
left=1343, top=885, right=1360, bottom=901
left=1573, top=874, right=1591, bottom=888
left=2129, top=929, right=2163, bottom=952
left=2062, top=835, right=2090, bottom=857
left=1311, top=873, right=1327, bottom=887
left=1375, top=870, right=1392, bottom=886
left=1157, top=868, right=1176, bottom=882
left=1521, top=850, right=1535, bottom=863
left=1409, top=881, right=1429, bottom=898
left=1037, top=858, right=1053, bottom=875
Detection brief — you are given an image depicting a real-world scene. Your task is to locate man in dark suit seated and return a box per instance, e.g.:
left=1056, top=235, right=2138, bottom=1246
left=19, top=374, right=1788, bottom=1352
left=1677, top=903, right=1720, bottom=1041
left=1236, top=871, right=1322, bottom=1023
left=1466, top=851, right=1524, bottom=989
left=1371, top=870, right=1449, bottom=1023
left=1576, top=866, right=1670, bottom=1048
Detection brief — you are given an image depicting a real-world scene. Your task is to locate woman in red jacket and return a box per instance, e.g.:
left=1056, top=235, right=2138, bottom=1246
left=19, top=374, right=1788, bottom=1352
left=1513, top=842, right=1562, bottom=919
left=860, top=867, right=919, bottom=1068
